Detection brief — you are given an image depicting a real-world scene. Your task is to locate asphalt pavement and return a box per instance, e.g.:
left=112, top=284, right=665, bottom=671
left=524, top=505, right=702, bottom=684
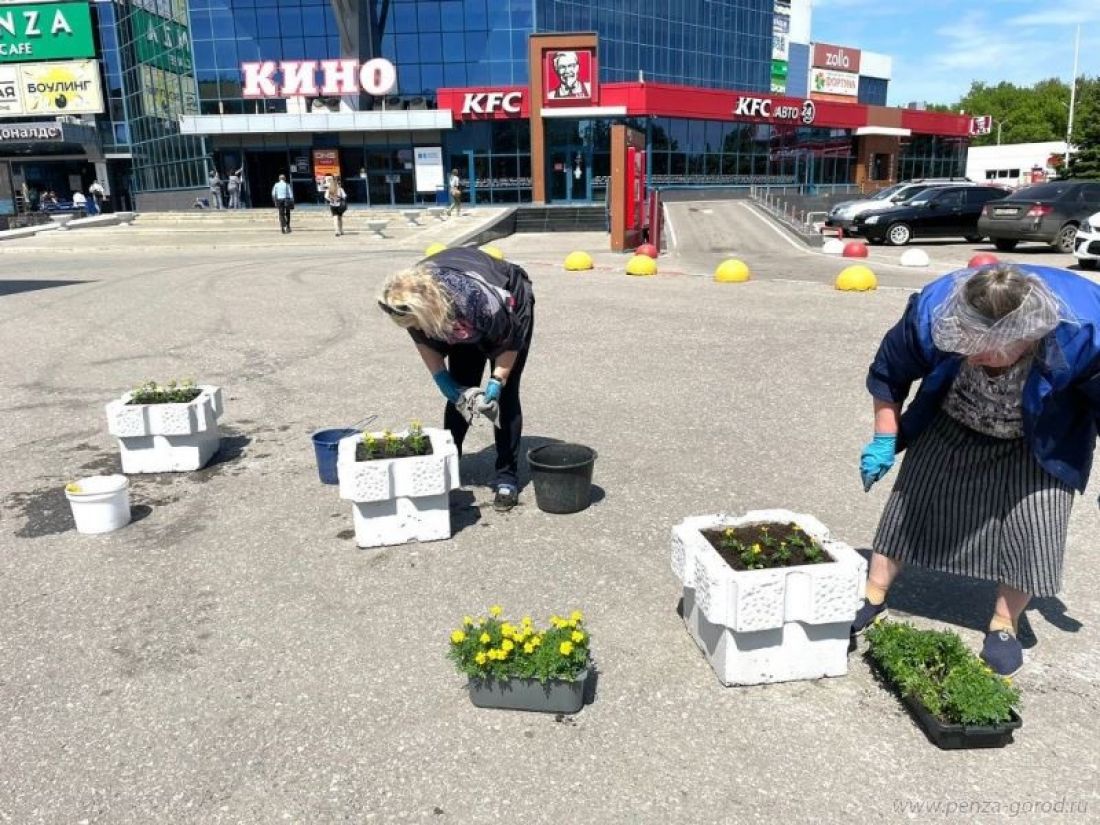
left=1, top=210, right=1097, bottom=824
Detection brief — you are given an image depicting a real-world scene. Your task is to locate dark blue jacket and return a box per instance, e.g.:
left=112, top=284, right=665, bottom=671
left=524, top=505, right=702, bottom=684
left=866, top=265, right=1100, bottom=491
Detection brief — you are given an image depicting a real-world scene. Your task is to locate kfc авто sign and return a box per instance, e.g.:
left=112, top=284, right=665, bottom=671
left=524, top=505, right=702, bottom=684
left=812, top=43, right=861, bottom=74
left=461, top=90, right=523, bottom=115
left=734, top=96, right=816, bottom=125
left=242, top=59, right=397, bottom=97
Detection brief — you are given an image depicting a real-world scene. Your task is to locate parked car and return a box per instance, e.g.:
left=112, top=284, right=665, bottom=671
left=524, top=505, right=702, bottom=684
left=825, top=177, right=971, bottom=234
left=976, top=180, right=1100, bottom=254
left=1073, top=211, right=1100, bottom=270
left=850, top=185, right=1009, bottom=246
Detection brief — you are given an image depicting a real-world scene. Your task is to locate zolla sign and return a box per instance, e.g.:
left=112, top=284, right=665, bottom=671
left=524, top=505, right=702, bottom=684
left=0, top=2, right=95, bottom=64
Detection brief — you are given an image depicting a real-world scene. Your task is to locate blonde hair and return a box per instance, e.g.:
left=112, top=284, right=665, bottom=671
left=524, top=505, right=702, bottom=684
left=326, top=176, right=341, bottom=198
left=378, top=267, right=454, bottom=340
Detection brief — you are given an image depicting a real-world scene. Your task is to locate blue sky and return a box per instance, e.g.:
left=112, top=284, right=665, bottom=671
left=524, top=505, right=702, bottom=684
left=811, top=0, right=1100, bottom=107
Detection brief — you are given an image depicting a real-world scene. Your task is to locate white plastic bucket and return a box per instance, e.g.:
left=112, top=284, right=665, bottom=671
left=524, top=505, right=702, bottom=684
left=64, top=475, right=132, bottom=534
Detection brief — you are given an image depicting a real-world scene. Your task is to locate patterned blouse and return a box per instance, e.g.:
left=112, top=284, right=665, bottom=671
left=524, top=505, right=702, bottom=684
left=941, top=357, right=1032, bottom=439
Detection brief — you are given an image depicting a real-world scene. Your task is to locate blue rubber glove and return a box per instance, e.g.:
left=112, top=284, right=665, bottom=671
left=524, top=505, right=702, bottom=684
left=432, top=369, right=463, bottom=403
left=483, top=377, right=503, bottom=403
left=860, top=433, right=897, bottom=492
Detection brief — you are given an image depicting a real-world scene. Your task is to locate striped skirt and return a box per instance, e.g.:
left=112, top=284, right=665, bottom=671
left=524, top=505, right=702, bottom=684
left=873, top=412, right=1074, bottom=597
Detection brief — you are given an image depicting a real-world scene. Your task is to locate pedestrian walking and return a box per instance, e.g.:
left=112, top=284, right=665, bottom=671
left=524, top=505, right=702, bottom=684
left=446, top=168, right=462, bottom=216
left=855, top=263, right=1100, bottom=676
left=89, top=179, right=105, bottom=214
left=377, top=247, right=535, bottom=512
left=208, top=170, right=223, bottom=209
left=227, top=165, right=244, bottom=209
left=271, top=174, right=294, bottom=233
left=325, top=175, right=348, bottom=236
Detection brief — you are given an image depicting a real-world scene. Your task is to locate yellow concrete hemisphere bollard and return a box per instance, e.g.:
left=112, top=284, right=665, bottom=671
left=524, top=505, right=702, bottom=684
left=835, top=264, right=878, bottom=292
left=564, top=250, right=594, bottom=271
left=714, top=259, right=750, bottom=283
left=625, top=254, right=658, bottom=276
left=482, top=244, right=504, bottom=260
left=424, top=242, right=447, bottom=257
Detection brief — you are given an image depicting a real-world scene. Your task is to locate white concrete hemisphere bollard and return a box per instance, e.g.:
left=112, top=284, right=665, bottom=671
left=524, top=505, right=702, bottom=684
left=821, top=238, right=845, bottom=254
left=403, top=210, right=421, bottom=226
left=899, top=248, right=930, bottom=267
left=50, top=214, right=74, bottom=230
left=367, top=220, right=388, bottom=238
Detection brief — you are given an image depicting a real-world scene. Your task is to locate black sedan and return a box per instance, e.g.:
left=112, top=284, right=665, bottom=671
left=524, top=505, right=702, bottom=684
left=850, top=185, right=1009, bottom=246
left=976, top=180, right=1100, bottom=253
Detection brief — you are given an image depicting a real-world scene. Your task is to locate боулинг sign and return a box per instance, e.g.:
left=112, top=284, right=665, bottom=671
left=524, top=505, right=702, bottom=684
left=0, top=2, right=95, bottom=64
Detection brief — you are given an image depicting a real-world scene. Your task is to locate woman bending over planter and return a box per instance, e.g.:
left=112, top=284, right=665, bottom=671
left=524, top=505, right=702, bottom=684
left=378, top=247, right=535, bottom=512
left=857, top=263, right=1100, bottom=677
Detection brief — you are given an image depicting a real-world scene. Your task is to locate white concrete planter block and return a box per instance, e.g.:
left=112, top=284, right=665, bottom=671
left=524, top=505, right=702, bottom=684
left=671, top=509, right=866, bottom=686
left=105, top=385, right=224, bottom=473
left=337, top=427, right=460, bottom=548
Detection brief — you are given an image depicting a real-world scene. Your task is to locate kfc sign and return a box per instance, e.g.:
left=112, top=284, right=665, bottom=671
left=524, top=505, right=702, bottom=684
left=969, top=115, right=993, bottom=136
left=544, top=49, right=598, bottom=106
left=812, top=43, right=861, bottom=74
left=242, top=59, right=397, bottom=97
left=734, top=96, right=816, bottom=125
left=461, top=90, right=523, bottom=115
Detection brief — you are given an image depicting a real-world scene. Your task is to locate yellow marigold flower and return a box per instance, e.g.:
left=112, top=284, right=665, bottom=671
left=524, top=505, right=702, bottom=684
left=450, top=630, right=467, bottom=644
left=522, top=615, right=533, bottom=626
left=559, top=641, right=574, bottom=656
left=479, top=632, right=491, bottom=645
left=752, top=543, right=762, bottom=555
left=475, top=652, right=488, bottom=665
left=462, top=615, right=474, bottom=627
left=571, top=630, right=585, bottom=643
left=570, top=610, right=584, bottom=623
left=567, top=619, right=577, bottom=629
left=531, top=635, right=542, bottom=647
left=501, top=639, right=515, bottom=652
left=524, top=642, right=535, bottom=654
left=501, top=622, right=515, bottom=638
left=549, top=614, right=562, bottom=627
left=489, top=605, right=503, bottom=617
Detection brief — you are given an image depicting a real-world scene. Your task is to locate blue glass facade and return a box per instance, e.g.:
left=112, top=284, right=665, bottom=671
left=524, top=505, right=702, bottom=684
left=537, top=0, right=772, bottom=90
left=858, top=76, right=888, bottom=107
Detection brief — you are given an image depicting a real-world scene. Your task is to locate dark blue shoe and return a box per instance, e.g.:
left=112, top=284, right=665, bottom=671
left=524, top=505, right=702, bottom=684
left=493, top=484, right=518, bottom=513
left=851, top=599, right=889, bottom=636
left=980, top=630, right=1023, bottom=677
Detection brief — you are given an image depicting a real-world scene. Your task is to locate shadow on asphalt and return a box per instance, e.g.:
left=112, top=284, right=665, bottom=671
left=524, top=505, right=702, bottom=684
left=0, top=279, right=90, bottom=297
left=853, top=547, right=1083, bottom=650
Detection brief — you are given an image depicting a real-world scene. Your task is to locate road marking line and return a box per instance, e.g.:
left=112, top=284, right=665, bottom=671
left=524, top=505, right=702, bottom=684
left=664, top=207, right=679, bottom=249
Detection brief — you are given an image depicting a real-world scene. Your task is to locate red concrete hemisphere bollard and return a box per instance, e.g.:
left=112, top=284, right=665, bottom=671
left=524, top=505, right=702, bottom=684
left=842, top=241, right=869, bottom=258
left=635, top=243, right=658, bottom=259
left=968, top=253, right=1000, bottom=268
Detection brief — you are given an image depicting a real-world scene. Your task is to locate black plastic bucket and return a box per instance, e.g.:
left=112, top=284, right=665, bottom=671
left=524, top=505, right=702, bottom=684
left=527, top=443, right=597, bottom=514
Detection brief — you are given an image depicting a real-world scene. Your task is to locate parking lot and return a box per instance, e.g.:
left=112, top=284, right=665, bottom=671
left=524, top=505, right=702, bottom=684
left=1, top=213, right=1098, bottom=823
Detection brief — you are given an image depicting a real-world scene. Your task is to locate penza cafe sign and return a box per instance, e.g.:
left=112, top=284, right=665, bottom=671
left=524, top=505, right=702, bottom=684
left=242, top=59, right=398, bottom=98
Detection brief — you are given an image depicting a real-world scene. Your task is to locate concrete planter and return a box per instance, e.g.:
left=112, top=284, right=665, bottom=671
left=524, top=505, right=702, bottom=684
left=337, top=427, right=460, bottom=548
left=105, top=385, right=224, bottom=473
left=671, top=509, right=866, bottom=686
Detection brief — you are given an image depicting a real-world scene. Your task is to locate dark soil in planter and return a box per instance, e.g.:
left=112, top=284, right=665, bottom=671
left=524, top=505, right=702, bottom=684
left=356, top=439, right=433, bottom=462
left=703, top=521, right=829, bottom=571
left=126, top=388, right=203, bottom=405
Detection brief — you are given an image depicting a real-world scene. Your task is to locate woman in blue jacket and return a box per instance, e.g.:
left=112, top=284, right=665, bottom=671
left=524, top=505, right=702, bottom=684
left=856, top=263, right=1100, bottom=676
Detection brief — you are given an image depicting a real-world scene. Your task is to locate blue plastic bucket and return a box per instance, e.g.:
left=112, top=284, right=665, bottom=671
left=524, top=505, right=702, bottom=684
left=312, top=428, right=359, bottom=484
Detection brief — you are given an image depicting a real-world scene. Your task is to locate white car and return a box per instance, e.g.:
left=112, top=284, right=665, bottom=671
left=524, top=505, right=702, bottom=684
left=1073, top=211, right=1100, bottom=270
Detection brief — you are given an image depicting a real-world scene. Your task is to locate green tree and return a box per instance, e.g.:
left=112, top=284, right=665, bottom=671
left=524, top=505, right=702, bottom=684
left=1066, top=77, right=1100, bottom=178
left=956, top=79, right=1070, bottom=146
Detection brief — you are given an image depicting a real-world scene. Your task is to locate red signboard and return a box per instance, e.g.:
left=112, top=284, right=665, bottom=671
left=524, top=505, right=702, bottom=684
left=543, top=49, right=597, bottom=105
left=312, top=149, right=340, bottom=185
left=812, top=42, right=861, bottom=74
left=438, top=81, right=973, bottom=138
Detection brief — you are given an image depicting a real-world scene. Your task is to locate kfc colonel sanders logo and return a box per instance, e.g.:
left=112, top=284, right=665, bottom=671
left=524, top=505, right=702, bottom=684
left=544, top=49, right=597, bottom=104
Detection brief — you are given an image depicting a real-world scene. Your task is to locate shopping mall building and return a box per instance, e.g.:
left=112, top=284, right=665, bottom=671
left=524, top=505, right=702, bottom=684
left=0, top=0, right=973, bottom=213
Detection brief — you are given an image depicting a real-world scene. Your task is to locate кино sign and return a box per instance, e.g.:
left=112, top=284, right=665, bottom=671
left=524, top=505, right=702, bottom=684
left=733, top=95, right=816, bottom=125
left=0, top=2, right=95, bottom=64
left=811, top=42, right=861, bottom=74
left=242, top=59, right=397, bottom=98
left=461, top=90, right=522, bottom=115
